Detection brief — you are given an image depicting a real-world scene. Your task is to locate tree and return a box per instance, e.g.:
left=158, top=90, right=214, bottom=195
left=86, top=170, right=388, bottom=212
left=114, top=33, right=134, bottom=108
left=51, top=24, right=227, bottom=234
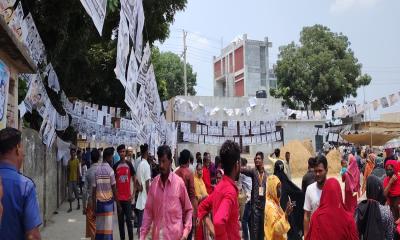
left=270, top=24, right=371, bottom=116
left=21, top=0, right=188, bottom=107
left=151, top=47, right=197, bottom=101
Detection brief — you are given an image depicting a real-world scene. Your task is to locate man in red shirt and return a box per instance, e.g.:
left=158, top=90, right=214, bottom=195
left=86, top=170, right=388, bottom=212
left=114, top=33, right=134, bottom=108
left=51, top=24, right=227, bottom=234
left=197, top=140, right=241, bottom=239
left=202, top=153, right=213, bottom=194
left=113, top=144, right=136, bottom=240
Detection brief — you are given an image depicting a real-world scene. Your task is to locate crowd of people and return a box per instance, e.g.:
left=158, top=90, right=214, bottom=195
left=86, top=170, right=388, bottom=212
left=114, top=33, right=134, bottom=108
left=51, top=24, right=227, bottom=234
left=3, top=126, right=400, bottom=239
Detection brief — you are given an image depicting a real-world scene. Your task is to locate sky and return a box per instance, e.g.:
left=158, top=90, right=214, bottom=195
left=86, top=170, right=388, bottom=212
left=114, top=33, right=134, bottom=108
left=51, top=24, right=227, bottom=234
left=156, top=0, right=400, bottom=118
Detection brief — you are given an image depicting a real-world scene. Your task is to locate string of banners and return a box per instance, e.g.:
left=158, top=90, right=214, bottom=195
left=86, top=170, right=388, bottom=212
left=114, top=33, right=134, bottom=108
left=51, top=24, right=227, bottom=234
left=173, top=97, right=283, bottom=123
left=19, top=73, right=69, bottom=147
left=109, top=0, right=169, bottom=155
left=2, top=0, right=173, bottom=153
left=0, top=1, right=47, bottom=67
left=180, top=121, right=282, bottom=146
left=333, top=90, right=400, bottom=119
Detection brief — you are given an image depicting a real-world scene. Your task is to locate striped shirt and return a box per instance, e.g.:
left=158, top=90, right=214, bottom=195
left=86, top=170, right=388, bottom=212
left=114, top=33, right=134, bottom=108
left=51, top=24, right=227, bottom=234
left=93, top=163, right=116, bottom=202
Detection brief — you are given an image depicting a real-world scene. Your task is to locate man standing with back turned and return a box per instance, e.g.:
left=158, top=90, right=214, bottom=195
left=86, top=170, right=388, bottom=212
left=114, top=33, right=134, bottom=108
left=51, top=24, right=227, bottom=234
left=197, top=140, right=241, bottom=239
left=0, top=128, right=42, bottom=239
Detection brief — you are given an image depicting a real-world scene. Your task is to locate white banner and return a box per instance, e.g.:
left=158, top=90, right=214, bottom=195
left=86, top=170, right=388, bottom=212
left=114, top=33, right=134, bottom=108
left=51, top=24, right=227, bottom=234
left=21, top=13, right=46, bottom=66
left=135, top=0, right=144, bottom=62
left=45, top=64, right=60, bottom=93
left=115, top=11, right=130, bottom=86
left=137, top=42, right=151, bottom=85
left=79, top=0, right=107, bottom=35
left=126, top=47, right=138, bottom=97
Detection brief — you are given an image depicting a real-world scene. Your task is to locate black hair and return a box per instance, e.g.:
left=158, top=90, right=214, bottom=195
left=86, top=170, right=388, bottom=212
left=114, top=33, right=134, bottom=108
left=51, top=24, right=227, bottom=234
left=274, top=148, right=280, bottom=157
left=256, top=151, right=264, bottom=160
left=117, top=144, right=126, bottom=152
left=285, top=151, right=290, bottom=155
left=241, top=158, right=248, bottom=166
left=356, top=148, right=362, bottom=155
left=308, top=157, right=316, bottom=168
left=140, top=144, right=149, bottom=154
left=203, top=152, right=208, bottom=157
left=77, top=149, right=82, bottom=155
left=91, top=149, right=100, bottom=163
left=103, top=147, right=115, bottom=159
left=196, top=152, right=201, bottom=157
left=315, top=155, right=328, bottom=170
left=220, top=140, right=240, bottom=176
left=189, top=153, right=194, bottom=164
left=0, top=128, right=22, bottom=155
left=157, top=145, right=172, bottom=161
left=179, top=149, right=191, bottom=165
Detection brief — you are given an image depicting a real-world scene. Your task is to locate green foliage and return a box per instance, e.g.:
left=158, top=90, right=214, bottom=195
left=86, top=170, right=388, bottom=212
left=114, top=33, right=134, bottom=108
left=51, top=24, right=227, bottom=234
left=151, top=47, right=197, bottom=101
left=270, top=24, right=371, bottom=112
left=22, top=0, right=188, bottom=107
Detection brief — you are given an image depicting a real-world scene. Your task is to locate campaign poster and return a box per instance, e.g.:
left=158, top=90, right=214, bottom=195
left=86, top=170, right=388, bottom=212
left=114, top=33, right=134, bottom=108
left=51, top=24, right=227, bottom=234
left=0, top=60, right=10, bottom=130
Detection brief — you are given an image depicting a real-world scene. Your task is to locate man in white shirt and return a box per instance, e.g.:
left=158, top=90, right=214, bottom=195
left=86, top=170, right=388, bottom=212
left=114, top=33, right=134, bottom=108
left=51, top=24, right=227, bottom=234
left=303, top=155, right=328, bottom=237
left=135, top=144, right=151, bottom=238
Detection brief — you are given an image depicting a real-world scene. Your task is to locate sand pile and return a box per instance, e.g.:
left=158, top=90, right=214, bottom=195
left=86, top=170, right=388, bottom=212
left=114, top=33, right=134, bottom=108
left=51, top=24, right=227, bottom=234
left=326, top=149, right=341, bottom=176
left=280, top=140, right=312, bottom=178
left=279, top=140, right=341, bottom=178
left=302, top=139, right=315, bottom=156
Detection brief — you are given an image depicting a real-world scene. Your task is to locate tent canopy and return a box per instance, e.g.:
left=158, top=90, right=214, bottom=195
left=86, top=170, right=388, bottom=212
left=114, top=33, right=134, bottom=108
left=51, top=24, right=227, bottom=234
left=340, top=132, right=400, bottom=146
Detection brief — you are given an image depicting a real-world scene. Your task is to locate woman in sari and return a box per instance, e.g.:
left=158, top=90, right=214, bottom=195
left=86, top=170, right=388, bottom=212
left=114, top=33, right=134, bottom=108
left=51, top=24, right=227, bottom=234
left=362, top=153, right=376, bottom=195
left=342, top=154, right=360, bottom=214
left=274, top=160, right=304, bottom=240
left=306, top=178, right=358, bottom=240
left=383, top=160, right=400, bottom=221
left=356, top=175, right=394, bottom=240
left=264, top=175, right=293, bottom=240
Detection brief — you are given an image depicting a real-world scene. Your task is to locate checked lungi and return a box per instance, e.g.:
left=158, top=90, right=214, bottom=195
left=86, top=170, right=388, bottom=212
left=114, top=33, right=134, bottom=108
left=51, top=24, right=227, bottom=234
left=95, top=200, right=114, bottom=240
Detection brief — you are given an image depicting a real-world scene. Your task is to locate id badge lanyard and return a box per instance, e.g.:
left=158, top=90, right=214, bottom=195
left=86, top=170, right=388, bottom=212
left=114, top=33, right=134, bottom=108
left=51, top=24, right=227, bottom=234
left=257, top=171, right=265, bottom=197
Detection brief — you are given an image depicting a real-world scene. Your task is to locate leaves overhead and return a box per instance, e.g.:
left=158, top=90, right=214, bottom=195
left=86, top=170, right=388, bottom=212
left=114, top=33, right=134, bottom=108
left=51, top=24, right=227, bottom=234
left=21, top=0, right=188, bottom=107
left=270, top=24, right=371, bottom=112
left=151, top=47, right=196, bottom=101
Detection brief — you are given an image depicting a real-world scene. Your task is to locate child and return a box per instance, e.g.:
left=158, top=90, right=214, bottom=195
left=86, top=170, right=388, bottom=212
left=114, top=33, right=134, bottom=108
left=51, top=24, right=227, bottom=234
left=340, top=159, right=348, bottom=176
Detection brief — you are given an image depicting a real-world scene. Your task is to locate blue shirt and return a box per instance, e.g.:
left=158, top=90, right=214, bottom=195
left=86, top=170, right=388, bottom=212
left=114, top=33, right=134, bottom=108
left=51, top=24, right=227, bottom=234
left=0, top=162, right=42, bottom=239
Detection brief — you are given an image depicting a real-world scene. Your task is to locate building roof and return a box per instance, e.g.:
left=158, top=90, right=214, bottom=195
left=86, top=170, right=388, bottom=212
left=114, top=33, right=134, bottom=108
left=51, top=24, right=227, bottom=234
left=0, top=17, right=36, bottom=73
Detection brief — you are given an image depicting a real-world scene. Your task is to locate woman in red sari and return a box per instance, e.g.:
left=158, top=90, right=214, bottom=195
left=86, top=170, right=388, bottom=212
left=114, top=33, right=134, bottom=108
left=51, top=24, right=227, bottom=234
left=383, top=160, right=400, bottom=221
left=342, top=154, right=360, bottom=214
left=306, top=178, right=358, bottom=240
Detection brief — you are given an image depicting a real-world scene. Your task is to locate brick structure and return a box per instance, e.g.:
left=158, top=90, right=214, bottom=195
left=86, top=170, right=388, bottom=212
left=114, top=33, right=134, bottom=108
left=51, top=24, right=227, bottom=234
left=213, top=34, right=276, bottom=97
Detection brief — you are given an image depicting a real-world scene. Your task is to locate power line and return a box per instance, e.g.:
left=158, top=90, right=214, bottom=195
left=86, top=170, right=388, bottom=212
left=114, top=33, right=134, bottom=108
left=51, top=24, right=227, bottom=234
left=160, top=45, right=217, bottom=57
left=170, top=28, right=222, bottom=43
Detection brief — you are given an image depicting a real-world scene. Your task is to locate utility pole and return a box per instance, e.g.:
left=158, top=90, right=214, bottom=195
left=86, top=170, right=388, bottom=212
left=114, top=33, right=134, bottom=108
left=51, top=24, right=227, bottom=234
left=183, top=30, right=188, bottom=96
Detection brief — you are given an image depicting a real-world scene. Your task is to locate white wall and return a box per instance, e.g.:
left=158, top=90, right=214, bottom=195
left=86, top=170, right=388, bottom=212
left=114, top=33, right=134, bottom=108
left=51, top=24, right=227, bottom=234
left=280, top=120, right=326, bottom=150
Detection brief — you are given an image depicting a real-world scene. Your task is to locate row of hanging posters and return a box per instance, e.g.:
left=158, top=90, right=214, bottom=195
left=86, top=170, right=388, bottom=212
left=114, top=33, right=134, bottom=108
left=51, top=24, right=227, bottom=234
left=111, top=0, right=164, bottom=148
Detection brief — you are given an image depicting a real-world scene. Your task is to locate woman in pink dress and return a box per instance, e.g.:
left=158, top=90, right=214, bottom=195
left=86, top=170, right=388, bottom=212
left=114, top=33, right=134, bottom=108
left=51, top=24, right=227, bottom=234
left=342, top=154, right=360, bottom=214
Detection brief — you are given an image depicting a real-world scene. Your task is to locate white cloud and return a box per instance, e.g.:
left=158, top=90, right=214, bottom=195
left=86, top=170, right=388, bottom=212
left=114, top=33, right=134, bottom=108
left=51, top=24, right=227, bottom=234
left=330, top=0, right=382, bottom=13
left=187, top=32, right=211, bottom=50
